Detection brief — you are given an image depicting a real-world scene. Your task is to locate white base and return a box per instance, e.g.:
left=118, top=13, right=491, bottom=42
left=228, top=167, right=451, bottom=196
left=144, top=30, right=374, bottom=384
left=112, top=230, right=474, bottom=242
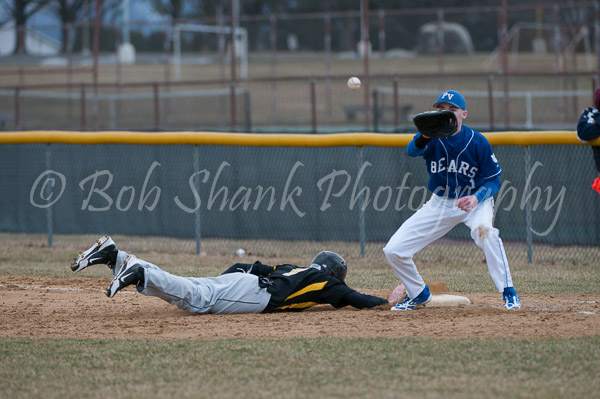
left=425, top=294, right=471, bottom=307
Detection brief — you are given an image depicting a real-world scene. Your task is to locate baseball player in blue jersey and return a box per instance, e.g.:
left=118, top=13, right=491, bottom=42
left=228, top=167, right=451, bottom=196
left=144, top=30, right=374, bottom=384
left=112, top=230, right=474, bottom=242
left=383, top=90, right=521, bottom=311
left=71, top=235, right=391, bottom=314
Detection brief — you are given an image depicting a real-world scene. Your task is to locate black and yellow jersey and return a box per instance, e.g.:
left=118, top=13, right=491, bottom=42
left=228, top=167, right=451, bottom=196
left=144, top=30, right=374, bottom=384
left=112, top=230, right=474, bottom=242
left=222, top=261, right=356, bottom=312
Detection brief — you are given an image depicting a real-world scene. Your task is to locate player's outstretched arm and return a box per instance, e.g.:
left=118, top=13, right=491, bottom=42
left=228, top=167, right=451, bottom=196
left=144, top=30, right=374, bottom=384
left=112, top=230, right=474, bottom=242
left=406, top=134, right=430, bottom=157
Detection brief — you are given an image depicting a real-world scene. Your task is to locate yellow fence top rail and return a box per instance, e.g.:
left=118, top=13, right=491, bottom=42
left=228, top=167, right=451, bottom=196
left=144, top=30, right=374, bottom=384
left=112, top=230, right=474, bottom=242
left=0, top=130, right=598, bottom=146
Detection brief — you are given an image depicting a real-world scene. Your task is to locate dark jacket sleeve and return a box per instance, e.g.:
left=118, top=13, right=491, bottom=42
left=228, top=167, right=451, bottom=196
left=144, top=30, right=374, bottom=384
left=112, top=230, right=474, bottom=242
left=576, top=108, right=600, bottom=173
left=337, top=290, right=388, bottom=309
left=577, top=108, right=600, bottom=142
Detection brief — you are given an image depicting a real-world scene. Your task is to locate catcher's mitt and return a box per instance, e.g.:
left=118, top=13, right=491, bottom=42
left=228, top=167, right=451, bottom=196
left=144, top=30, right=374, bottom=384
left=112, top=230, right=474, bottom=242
left=412, top=110, right=458, bottom=138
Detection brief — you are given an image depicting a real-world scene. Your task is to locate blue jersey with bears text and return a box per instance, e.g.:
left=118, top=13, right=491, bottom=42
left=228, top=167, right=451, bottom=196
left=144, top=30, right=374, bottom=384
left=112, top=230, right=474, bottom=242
left=411, top=125, right=502, bottom=198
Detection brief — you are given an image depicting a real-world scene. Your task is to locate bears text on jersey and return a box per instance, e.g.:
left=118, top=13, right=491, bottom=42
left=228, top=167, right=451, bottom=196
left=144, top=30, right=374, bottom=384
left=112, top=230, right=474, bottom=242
left=429, top=158, right=478, bottom=178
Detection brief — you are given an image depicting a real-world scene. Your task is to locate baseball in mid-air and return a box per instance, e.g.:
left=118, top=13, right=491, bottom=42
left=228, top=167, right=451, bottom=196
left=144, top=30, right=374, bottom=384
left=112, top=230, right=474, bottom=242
left=347, top=76, right=361, bottom=90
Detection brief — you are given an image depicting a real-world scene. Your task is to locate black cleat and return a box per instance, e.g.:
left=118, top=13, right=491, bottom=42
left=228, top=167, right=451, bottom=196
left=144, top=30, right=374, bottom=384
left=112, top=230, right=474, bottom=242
left=71, top=235, right=116, bottom=272
left=106, top=256, right=144, bottom=298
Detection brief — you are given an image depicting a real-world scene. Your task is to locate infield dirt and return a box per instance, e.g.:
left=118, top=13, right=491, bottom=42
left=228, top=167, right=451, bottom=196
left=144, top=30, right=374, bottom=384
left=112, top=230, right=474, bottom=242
left=2, top=274, right=599, bottom=340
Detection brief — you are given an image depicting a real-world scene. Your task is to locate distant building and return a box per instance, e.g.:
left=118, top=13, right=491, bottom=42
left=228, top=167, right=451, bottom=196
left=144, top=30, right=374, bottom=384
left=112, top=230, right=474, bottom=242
left=0, top=24, right=60, bottom=56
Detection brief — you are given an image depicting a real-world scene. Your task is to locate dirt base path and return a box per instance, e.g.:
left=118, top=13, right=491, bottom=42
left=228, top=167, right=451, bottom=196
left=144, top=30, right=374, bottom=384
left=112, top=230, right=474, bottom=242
left=1, top=275, right=599, bottom=340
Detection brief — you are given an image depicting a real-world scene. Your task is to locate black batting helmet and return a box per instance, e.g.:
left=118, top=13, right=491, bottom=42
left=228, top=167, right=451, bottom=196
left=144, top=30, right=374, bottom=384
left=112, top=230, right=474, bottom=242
left=311, top=251, right=347, bottom=282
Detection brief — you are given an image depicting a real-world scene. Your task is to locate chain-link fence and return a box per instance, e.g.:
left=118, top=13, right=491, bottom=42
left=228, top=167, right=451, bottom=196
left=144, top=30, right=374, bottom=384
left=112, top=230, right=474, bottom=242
left=0, top=72, right=596, bottom=132
left=1, top=2, right=600, bottom=133
left=1, top=136, right=597, bottom=265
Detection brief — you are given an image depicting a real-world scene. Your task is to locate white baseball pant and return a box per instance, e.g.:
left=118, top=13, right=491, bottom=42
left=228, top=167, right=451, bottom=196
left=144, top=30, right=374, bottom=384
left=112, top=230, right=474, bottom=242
left=383, top=195, right=513, bottom=299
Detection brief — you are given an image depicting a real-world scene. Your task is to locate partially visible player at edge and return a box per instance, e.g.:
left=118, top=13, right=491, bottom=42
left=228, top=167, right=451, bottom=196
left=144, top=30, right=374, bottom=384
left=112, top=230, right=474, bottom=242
left=383, top=90, right=521, bottom=311
left=576, top=86, right=600, bottom=194
left=71, top=235, right=392, bottom=314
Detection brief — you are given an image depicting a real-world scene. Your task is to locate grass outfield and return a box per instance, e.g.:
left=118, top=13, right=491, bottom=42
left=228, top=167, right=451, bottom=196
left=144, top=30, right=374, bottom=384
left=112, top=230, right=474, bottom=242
left=1, top=234, right=599, bottom=398
left=0, top=233, right=598, bottom=293
left=1, top=337, right=599, bottom=399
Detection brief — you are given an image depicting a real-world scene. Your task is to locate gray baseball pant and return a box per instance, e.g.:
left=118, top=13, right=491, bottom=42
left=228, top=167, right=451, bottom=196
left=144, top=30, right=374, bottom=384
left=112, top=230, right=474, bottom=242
left=113, top=251, right=271, bottom=314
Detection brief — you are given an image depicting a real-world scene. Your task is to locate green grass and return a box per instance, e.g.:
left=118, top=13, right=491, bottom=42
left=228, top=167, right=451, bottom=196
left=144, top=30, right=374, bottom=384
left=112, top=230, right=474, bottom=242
left=1, top=234, right=599, bottom=398
left=1, top=233, right=599, bottom=294
left=1, top=337, right=599, bottom=399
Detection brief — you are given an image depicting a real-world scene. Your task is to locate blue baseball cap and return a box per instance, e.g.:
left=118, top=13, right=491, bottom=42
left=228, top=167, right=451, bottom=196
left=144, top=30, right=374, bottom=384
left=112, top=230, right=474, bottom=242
left=433, top=90, right=466, bottom=110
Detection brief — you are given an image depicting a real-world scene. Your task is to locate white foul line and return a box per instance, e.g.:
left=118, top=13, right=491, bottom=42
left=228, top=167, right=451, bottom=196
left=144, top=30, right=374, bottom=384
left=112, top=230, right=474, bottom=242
left=0, top=283, right=135, bottom=294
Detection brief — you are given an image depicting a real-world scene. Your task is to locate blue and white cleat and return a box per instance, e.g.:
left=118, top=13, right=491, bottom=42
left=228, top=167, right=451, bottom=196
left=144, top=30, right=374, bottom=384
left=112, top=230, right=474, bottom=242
left=106, top=256, right=144, bottom=298
left=503, top=287, right=521, bottom=310
left=71, top=235, right=116, bottom=272
left=391, top=285, right=432, bottom=311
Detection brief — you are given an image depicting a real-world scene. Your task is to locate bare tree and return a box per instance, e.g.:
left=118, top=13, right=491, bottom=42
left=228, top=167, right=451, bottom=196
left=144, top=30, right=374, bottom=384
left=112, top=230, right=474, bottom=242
left=46, top=0, right=121, bottom=54
left=48, top=0, right=85, bottom=52
left=147, top=0, right=184, bottom=21
left=145, top=0, right=185, bottom=51
left=1, top=0, right=51, bottom=54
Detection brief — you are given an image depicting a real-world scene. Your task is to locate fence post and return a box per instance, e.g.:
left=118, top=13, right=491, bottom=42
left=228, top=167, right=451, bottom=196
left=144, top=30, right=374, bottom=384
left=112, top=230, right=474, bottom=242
left=80, top=84, right=87, bottom=130
left=230, top=80, right=238, bottom=132
left=92, top=0, right=100, bottom=131
left=229, top=0, right=238, bottom=132
left=525, top=92, right=533, bottom=129
left=357, top=147, right=366, bottom=258
left=193, top=146, right=202, bottom=255
left=14, top=88, right=20, bottom=130
left=67, top=23, right=74, bottom=130
left=372, top=89, right=379, bottom=132
left=270, top=15, right=278, bottom=127
left=46, top=144, right=53, bottom=249
left=324, top=14, right=333, bottom=124
left=487, top=74, right=495, bottom=130
left=243, top=90, right=252, bottom=132
left=310, top=78, right=317, bottom=133
left=437, top=8, right=445, bottom=76
left=393, top=77, right=399, bottom=132
left=153, top=83, right=160, bottom=130
left=361, top=0, right=370, bottom=131
left=499, top=0, right=510, bottom=128
left=378, top=9, right=386, bottom=73
left=524, top=146, right=533, bottom=264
